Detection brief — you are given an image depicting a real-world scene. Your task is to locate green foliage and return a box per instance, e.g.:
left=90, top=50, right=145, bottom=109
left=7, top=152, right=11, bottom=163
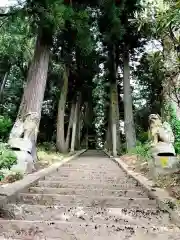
left=0, top=116, right=12, bottom=141
left=167, top=105, right=180, bottom=154
left=133, top=51, right=165, bottom=134
left=137, top=131, right=149, bottom=144
left=0, top=144, right=17, bottom=171
left=129, top=141, right=151, bottom=162
left=134, top=51, right=164, bottom=110
left=0, top=16, right=34, bottom=74
left=171, top=118, right=180, bottom=154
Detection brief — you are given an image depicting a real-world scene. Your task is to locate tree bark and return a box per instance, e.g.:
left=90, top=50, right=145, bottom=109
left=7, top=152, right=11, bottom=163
left=75, top=110, right=82, bottom=150
left=17, top=29, right=50, bottom=124
left=123, top=46, right=136, bottom=150
left=56, top=65, right=69, bottom=153
left=105, top=116, right=112, bottom=153
left=9, top=27, right=51, bottom=162
left=0, top=71, right=9, bottom=102
left=70, top=98, right=78, bottom=152
left=110, top=82, right=121, bottom=155
left=75, top=94, right=81, bottom=150
left=64, top=103, right=75, bottom=151
left=110, top=83, right=118, bottom=156
left=109, top=44, right=121, bottom=156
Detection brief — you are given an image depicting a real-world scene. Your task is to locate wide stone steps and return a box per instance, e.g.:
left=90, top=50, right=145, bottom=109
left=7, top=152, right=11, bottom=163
left=57, top=167, right=124, bottom=173
left=28, top=187, right=147, bottom=198
left=3, top=204, right=170, bottom=226
left=58, top=164, right=121, bottom=171
left=37, top=180, right=140, bottom=190
left=45, top=170, right=128, bottom=178
left=0, top=150, right=179, bottom=239
left=0, top=220, right=180, bottom=239
left=44, top=176, right=137, bottom=184
left=14, top=193, right=157, bottom=208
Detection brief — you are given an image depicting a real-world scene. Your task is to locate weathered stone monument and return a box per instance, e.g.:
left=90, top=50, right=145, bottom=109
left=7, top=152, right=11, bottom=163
left=148, top=114, right=179, bottom=176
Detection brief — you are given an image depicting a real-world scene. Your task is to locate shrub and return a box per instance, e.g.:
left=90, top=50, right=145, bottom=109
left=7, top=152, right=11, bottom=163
left=165, top=104, right=180, bottom=154
left=129, top=141, right=152, bottom=162
left=0, top=115, right=12, bottom=141
left=170, top=117, right=180, bottom=154
left=137, top=131, right=149, bottom=143
left=0, top=144, right=17, bottom=170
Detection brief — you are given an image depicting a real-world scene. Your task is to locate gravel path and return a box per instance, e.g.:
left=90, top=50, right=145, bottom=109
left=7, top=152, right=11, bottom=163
left=0, top=150, right=180, bottom=239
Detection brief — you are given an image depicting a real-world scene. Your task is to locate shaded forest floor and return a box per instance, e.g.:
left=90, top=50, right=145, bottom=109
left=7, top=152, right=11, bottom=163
left=35, top=148, right=69, bottom=171
left=0, top=145, right=70, bottom=185
left=121, top=154, right=180, bottom=200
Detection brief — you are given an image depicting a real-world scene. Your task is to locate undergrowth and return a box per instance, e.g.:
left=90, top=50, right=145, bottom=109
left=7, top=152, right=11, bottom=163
left=37, top=142, right=69, bottom=165
left=0, top=143, right=17, bottom=180
left=128, top=141, right=152, bottom=162
left=165, top=103, right=180, bottom=154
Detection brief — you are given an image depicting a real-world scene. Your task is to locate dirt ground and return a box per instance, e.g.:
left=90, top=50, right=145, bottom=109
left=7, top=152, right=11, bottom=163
left=0, top=150, right=70, bottom=185
left=121, top=154, right=180, bottom=200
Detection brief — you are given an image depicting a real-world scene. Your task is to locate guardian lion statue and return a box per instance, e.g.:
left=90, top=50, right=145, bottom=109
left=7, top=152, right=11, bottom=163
left=148, top=114, right=174, bottom=146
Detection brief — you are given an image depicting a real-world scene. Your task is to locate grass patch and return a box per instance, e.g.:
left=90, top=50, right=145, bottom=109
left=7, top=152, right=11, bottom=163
left=122, top=142, right=180, bottom=201
left=36, top=143, right=72, bottom=170
left=121, top=142, right=152, bottom=176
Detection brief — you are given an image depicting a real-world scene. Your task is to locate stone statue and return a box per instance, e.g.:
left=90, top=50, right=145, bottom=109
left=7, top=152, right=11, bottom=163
left=7, top=112, right=40, bottom=174
left=148, top=113, right=178, bottom=176
left=148, top=114, right=174, bottom=147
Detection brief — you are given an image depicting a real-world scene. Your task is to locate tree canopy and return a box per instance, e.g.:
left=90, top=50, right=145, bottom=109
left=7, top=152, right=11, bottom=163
left=0, top=0, right=179, bottom=155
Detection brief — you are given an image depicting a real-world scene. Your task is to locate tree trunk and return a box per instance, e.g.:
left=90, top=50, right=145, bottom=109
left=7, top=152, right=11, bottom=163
left=86, top=127, right=89, bottom=149
left=9, top=28, right=51, bottom=162
left=70, top=99, right=78, bottom=152
left=108, top=44, right=121, bottom=156
left=110, top=82, right=121, bottom=155
left=105, top=116, right=112, bottom=153
left=123, top=46, right=136, bottom=150
left=64, top=103, right=75, bottom=151
left=17, top=30, right=50, bottom=123
left=0, top=71, right=9, bottom=102
left=75, top=95, right=81, bottom=150
left=75, top=111, right=82, bottom=150
left=56, top=65, right=69, bottom=153
left=110, top=83, right=117, bottom=156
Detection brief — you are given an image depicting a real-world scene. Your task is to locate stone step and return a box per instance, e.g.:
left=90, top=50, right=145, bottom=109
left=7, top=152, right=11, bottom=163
left=50, top=168, right=126, bottom=176
left=37, top=180, right=141, bottom=190
left=45, top=170, right=128, bottom=178
left=15, top=193, right=157, bottom=208
left=58, top=165, right=125, bottom=174
left=28, top=187, right=147, bottom=198
left=45, top=172, right=127, bottom=177
left=3, top=204, right=171, bottom=227
left=60, top=163, right=120, bottom=169
left=0, top=220, right=179, bottom=239
left=58, top=167, right=121, bottom=173
left=44, top=176, right=136, bottom=184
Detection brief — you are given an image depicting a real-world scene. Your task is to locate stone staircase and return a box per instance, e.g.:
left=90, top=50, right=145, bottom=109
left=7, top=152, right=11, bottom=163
left=0, top=150, right=180, bottom=239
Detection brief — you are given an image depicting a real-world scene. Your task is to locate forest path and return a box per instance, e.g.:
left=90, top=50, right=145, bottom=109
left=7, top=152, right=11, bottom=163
left=0, top=150, right=180, bottom=239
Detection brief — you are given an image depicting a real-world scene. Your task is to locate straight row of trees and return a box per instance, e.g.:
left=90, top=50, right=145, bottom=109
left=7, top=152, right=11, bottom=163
left=0, top=0, right=179, bottom=156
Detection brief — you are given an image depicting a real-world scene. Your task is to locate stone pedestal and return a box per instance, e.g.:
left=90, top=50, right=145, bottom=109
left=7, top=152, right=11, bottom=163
left=11, top=151, right=35, bottom=174
left=151, top=142, right=175, bottom=157
left=8, top=138, right=35, bottom=174
left=151, top=142, right=179, bottom=177
left=152, top=156, right=179, bottom=176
